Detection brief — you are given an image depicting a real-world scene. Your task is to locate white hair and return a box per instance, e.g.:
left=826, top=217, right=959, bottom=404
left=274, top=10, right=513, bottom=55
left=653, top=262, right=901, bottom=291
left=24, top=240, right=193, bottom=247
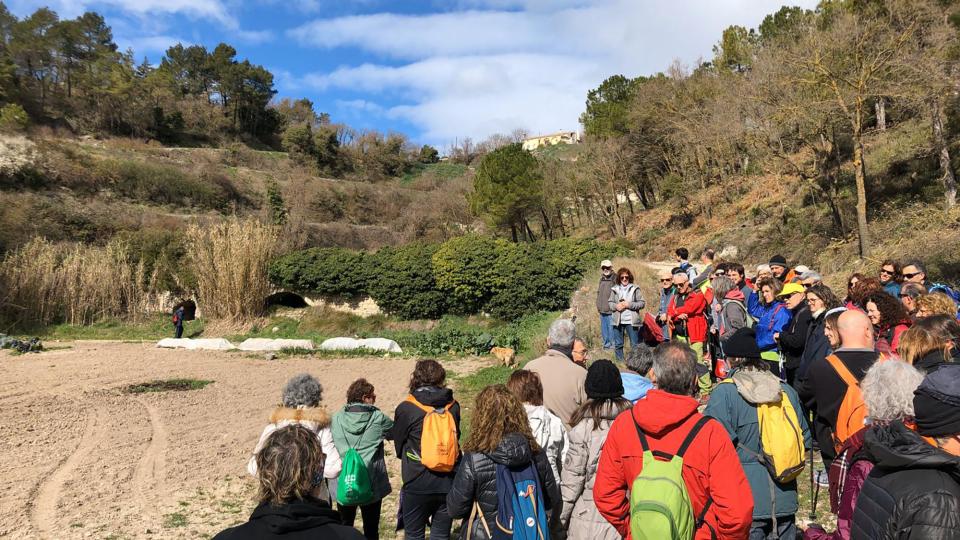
left=548, top=319, right=576, bottom=348
left=757, top=264, right=772, bottom=273
left=862, top=361, right=924, bottom=422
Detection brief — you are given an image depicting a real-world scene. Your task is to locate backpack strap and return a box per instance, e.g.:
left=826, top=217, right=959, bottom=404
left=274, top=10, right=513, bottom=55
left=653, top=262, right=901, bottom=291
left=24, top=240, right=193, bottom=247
left=825, top=355, right=858, bottom=387
left=767, top=303, right=785, bottom=332
left=676, top=416, right=713, bottom=458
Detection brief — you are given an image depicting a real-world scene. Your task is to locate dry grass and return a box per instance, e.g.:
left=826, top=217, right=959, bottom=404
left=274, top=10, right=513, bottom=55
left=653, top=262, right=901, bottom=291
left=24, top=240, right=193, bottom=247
left=186, top=218, right=277, bottom=320
left=0, top=238, right=154, bottom=329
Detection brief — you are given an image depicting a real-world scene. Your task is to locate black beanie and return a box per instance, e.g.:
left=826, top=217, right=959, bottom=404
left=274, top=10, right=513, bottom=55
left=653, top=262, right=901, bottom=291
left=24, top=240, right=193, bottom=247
left=769, top=255, right=788, bottom=267
left=722, top=327, right=762, bottom=359
left=585, top=359, right=624, bottom=400
left=914, top=364, right=960, bottom=437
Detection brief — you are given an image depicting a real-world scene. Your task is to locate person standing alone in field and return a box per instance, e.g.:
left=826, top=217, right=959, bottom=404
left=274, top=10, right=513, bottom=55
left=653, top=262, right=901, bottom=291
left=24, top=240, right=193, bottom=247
left=597, top=259, right=616, bottom=352
left=173, top=305, right=185, bottom=338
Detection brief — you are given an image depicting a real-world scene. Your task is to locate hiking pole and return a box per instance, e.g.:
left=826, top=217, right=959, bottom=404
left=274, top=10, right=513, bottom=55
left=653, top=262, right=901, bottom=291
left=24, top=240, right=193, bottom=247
left=808, top=449, right=819, bottom=521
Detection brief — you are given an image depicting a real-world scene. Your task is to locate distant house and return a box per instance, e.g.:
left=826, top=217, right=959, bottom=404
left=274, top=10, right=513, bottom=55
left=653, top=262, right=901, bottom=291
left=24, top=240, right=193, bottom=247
left=521, top=131, right=581, bottom=151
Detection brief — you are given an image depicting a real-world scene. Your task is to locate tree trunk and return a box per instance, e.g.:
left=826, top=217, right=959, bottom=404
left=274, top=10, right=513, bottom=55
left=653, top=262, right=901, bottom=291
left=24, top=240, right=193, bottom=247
left=539, top=208, right=553, bottom=240
left=510, top=223, right=518, bottom=243
left=875, top=97, right=886, bottom=131
left=932, top=97, right=957, bottom=209
left=852, top=112, right=871, bottom=258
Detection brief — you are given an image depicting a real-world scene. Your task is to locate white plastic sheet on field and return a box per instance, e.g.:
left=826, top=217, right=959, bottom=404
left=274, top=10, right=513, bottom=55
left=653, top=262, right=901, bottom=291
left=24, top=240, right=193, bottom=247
left=319, top=337, right=402, bottom=353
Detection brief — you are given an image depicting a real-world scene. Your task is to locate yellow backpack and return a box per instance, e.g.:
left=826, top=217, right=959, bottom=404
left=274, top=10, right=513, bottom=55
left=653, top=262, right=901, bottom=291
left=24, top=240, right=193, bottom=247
left=720, top=380, right=805, bottom=483
left=406, top=396, right=459, bottom=472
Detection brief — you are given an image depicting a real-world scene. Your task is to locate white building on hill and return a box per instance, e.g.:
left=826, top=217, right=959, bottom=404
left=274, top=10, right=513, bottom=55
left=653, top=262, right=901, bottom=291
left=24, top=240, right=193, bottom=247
left=521, top=131, right=581, bottom=151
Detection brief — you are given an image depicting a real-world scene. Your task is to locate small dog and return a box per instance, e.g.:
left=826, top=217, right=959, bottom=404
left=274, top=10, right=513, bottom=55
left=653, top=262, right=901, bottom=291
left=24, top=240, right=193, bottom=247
left=491, top=346, right=516, bottom=367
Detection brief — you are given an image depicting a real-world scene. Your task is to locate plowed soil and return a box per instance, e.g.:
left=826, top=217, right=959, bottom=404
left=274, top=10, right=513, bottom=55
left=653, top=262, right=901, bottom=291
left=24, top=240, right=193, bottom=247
left=0, top=342, right=479, bottom=539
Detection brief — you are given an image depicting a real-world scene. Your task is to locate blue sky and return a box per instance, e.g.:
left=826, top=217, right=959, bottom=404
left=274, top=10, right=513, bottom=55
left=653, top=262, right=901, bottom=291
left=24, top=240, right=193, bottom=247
left=8, top=0, right=818, bottom=148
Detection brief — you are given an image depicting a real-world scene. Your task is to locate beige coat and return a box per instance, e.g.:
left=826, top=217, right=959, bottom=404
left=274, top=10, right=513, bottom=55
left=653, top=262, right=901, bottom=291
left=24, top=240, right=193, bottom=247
left=525, top=349, right=587, bottom=428
left=559, top=408, right=622, bottom=540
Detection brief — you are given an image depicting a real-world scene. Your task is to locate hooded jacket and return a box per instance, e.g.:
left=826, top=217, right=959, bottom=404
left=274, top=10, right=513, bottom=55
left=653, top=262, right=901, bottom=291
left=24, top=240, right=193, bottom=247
left=560, top=403, right=627, bottom=540
left=524, top=403, right=568, bottom=484
left=593, top=389, right=753, bottom=539
left=597, top=272, right=615, bottom=314
left=915, top=349, right=952, bottom=373
left=704, top=368, right=812, bottom=520
left=779, top=303, right=812, bottom=370
left=608, top=284, right=646, bottom=327
left=851, top=420, right=960, bottom=540
left=717, top=289, right=750, bottom=341
left=667, top=288, right=708, bottom=344
left=331, top=403, right=395, bottom=501
left=248, top=407, right=342, bottom=501
left=747, top=291, right=792, bottom=352
left=621, top=371, right=653, bottom=403
left=390, top=385, right=461, bottom=495
left=446, top=433, right=561, bottom=540
left=213, top=498, right=365, bottom=540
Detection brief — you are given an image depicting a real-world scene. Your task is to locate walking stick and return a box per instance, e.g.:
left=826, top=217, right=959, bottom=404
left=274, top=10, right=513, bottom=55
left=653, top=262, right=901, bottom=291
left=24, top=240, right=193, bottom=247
left=808, top=448, right=819, bottom=521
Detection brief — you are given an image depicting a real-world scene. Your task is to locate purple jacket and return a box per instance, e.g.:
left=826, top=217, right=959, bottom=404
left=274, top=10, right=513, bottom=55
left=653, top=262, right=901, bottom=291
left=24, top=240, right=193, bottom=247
left=803, top=429, right=875, bottom=540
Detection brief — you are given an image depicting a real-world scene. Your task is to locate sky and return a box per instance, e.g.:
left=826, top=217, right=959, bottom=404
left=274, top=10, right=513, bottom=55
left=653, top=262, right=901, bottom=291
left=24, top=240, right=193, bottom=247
left=7, top=0, right=819, bottom=148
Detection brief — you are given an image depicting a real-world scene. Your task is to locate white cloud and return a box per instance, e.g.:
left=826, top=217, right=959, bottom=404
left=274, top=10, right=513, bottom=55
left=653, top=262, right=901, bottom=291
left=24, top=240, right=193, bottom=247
left=287, top=0, right=819, bottom=146
left=9, top=0, right=235, bottom=26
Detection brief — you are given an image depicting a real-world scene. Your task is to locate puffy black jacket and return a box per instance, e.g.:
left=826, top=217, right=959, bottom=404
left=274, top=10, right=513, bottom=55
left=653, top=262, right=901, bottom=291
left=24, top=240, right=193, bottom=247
left=446, top=433, right=560, bottom=540
left=851, top=420, right=960, bottom=540
left=797, top=310, right=829, bottom=385
left=213, top=498, right=364, bottom=540
left=390, top=386, right=461, bottom=495
left=779, top=304, right=812, bottom=370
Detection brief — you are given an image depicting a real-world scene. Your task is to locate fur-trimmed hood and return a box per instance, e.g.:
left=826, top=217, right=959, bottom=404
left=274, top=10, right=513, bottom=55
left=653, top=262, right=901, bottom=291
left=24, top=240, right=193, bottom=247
left=269, top=406, right=331, bottom=429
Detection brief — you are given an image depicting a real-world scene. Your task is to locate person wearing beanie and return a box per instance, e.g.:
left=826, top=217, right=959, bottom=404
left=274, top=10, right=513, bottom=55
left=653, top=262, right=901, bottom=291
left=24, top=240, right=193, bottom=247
left=560, top=360, right=632, bottom=540
left=851, top=364, right=960, bottom=539
left=705, top=327, right=812, bottom=540
left=769, top=255, right=795, bottom=283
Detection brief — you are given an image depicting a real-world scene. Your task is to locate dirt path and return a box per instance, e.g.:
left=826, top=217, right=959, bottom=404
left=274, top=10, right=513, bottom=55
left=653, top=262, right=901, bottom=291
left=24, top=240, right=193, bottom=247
left=0, top=342, right=486, bottom=539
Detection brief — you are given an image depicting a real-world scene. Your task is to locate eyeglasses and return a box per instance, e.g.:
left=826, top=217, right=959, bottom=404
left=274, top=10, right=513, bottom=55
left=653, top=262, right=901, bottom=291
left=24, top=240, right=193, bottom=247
left=902, top=272, right=921, bottom=279
left=802, top=283, right=814, bottom=289
left=619, top=276, right=630, bottom=281
left=879, top=269, right=895, bottom=276
left=601, top=266, right=612, bottom=270
left=660, top=278, right=672, bottom=283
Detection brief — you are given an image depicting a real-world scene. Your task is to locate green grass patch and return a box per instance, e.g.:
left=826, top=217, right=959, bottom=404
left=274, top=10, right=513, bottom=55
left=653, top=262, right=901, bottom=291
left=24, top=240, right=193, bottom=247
left=35, top=314, right=204, bottom=341
left=124, top=378, right=214, bottom=394
left=163, top=512, right=188, bottom=528
left=401, top=162, right=469, bottom=183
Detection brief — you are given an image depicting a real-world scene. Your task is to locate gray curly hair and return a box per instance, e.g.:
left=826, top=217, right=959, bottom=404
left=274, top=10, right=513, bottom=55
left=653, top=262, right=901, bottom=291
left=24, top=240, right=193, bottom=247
left=862, top=361, right=924, bottom=422
left=282, top=373, right=323, bottom=408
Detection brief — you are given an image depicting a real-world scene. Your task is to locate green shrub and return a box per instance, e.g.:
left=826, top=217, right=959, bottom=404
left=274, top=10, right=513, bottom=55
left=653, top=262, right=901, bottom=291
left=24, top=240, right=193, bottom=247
left=96, top=159, right=234, bottom=210
left=368, top=243, right=447, bottom=319
left=387, top=317, right=523, bottom=356
left=0, top=103, right=29, bottom=132
left=269, top=247, right=370, bottom=296
left=432, top=235, right=503, bottom=314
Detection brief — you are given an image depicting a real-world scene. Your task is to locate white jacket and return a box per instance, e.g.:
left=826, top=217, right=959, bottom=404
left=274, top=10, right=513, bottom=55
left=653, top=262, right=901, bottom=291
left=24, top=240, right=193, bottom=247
left=524, top=403, right=568, bottom=483
left=246, top=406, right=342, bottom=499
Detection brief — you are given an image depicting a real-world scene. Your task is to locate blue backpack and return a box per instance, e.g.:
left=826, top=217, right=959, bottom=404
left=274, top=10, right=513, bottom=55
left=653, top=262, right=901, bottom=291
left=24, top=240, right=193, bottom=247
left=493, top=462, right=550, bottom=540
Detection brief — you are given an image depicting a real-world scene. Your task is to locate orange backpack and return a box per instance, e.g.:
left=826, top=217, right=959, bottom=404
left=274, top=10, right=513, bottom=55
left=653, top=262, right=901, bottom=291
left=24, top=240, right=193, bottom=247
left=406, top=396, right=459, bottom=472
left=825, top=355, right=867, bottom=452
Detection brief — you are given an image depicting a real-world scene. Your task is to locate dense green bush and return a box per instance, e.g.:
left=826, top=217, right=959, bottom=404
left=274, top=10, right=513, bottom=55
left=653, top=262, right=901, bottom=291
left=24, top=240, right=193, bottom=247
left=96, top=159, right=235, bottom=210
left=367, top=243, right=448, bottom=319
left=0, top=103, right=29, bottom=132
left=270, top=236, right=617, bottom=321
left=387, top=318, right=523, bottom=356
left=269, top=248, right=370, bottom=296
left=432, top=234, right=503, bottom=314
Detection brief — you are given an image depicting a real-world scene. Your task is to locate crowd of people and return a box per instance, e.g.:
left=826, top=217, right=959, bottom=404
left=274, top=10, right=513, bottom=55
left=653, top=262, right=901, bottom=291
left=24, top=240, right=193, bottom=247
left=214, top=251, right=960, bottom=540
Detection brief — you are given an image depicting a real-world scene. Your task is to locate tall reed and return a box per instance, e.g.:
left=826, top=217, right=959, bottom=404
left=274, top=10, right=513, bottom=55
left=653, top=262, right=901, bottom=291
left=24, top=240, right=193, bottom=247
left=0, top=238, right=154, bottom=328
left=186, top=218, right=277, bottom=320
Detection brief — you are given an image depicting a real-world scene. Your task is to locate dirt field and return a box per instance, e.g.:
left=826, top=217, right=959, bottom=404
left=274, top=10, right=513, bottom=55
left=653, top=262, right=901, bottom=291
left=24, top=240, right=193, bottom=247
left=0, top=342, right=484, bottom=539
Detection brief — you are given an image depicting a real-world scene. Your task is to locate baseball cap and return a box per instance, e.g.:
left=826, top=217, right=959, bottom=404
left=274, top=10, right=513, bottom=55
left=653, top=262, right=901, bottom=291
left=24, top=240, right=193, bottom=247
left=777, top=283, right=806, bottom=297
left=600, top=259, right=613, bottom=269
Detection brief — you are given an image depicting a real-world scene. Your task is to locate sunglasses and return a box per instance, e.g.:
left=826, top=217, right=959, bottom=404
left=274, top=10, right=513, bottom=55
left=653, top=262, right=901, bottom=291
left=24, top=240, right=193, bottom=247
left=602, top=266, right=612, bottom=270
left=902, top=272, right=921, bottom=279
left=879, top=269, right=895, bottom=275
left=660, top=278, right=672, bottom=283
left=619, top=275, right=631, bottom=280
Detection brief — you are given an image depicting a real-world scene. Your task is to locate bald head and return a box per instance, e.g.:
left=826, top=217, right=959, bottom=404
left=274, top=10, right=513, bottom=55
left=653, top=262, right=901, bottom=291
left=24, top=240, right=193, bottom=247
left=837, top=310, right=874, bottom=349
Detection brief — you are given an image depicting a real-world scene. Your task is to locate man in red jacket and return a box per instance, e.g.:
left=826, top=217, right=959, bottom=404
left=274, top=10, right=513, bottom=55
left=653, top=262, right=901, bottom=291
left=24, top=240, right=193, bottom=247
left=593, top=342, right=753, bottom=540
left=667, top=272, right=711, bottom=395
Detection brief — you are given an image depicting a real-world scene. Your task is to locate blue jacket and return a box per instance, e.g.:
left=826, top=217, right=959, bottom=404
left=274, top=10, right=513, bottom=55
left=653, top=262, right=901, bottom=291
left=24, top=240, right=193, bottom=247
left=704, top=369, right=812, bottom=519
left=882, top=281, right=900, bottom=298
left=621, top=372, right=653, bottom=403
left=747, top=291, right=791, bottom=351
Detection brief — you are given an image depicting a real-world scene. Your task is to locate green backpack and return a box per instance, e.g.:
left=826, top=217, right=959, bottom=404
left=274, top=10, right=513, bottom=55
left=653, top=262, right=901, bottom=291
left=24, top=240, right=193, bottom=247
left=336, top=419, right=375, bottom=506
left=629, top=415, right=714, bottom=540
